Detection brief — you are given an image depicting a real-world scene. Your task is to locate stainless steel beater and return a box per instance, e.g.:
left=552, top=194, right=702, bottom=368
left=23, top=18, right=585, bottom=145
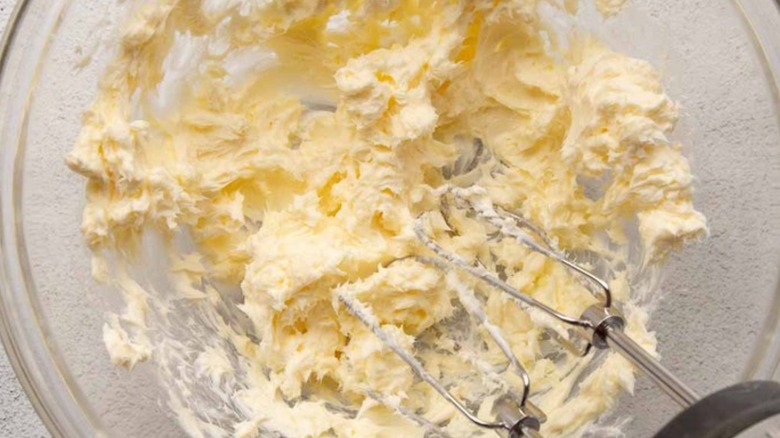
left=338, top=184, right=780, bottom=438
left=417, top=186, right=700, bottom=435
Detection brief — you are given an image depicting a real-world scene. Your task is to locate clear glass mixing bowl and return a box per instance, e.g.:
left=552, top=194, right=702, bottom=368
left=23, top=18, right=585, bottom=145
left=1, top=1, right=779, bottom=437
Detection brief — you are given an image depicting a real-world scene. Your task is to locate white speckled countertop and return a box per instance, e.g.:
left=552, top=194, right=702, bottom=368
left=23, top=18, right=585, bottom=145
left=0, top=4, right=50, bottom=437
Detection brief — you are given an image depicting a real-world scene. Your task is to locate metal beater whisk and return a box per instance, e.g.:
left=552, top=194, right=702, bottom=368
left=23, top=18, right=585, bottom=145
left=339, top=184, right=701, bottom=437
left=336, top=138, right=780, bottom=437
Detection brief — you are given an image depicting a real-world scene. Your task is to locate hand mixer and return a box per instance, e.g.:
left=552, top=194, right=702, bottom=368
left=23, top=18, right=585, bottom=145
left=337, top=172, right=780, bottom=437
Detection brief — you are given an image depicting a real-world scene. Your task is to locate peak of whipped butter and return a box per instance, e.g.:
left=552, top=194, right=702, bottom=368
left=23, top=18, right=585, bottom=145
left=67, top=1, right=706, bottom=437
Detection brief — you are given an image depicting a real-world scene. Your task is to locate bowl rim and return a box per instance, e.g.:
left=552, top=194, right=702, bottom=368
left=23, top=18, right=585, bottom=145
left=0, top=1, right=779, bottom=437
left=738, top=0, right=780, bottom=383
left=0, top=0, right=104, bottom=436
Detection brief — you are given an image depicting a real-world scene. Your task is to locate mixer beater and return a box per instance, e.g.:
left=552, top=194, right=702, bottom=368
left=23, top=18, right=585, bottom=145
left=338, top=186, right=780, bottom=438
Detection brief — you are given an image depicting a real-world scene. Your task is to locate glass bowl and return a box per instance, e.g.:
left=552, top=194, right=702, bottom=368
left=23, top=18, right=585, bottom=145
left=0, top=1, right=779, bottom=437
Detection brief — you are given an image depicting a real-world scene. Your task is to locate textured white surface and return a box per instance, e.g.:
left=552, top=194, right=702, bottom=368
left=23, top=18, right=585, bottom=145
left=0, top=5, right=50, bottom=438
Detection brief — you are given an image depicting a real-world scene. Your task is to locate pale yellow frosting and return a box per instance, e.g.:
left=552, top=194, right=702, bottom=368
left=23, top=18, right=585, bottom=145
left=66, top=1, right=707, bottom=436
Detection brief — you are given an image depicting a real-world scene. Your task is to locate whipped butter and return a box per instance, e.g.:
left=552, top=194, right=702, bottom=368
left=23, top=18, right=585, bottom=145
left=66, top=1, right=707, bottom=436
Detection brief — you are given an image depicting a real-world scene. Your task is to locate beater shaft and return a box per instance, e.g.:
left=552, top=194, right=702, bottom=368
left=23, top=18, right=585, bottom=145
left=607, top=327, right=699, bottom=407
left=493, top=395, right=546, bottom=438
left=580, top=305, right=700, bottom=407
